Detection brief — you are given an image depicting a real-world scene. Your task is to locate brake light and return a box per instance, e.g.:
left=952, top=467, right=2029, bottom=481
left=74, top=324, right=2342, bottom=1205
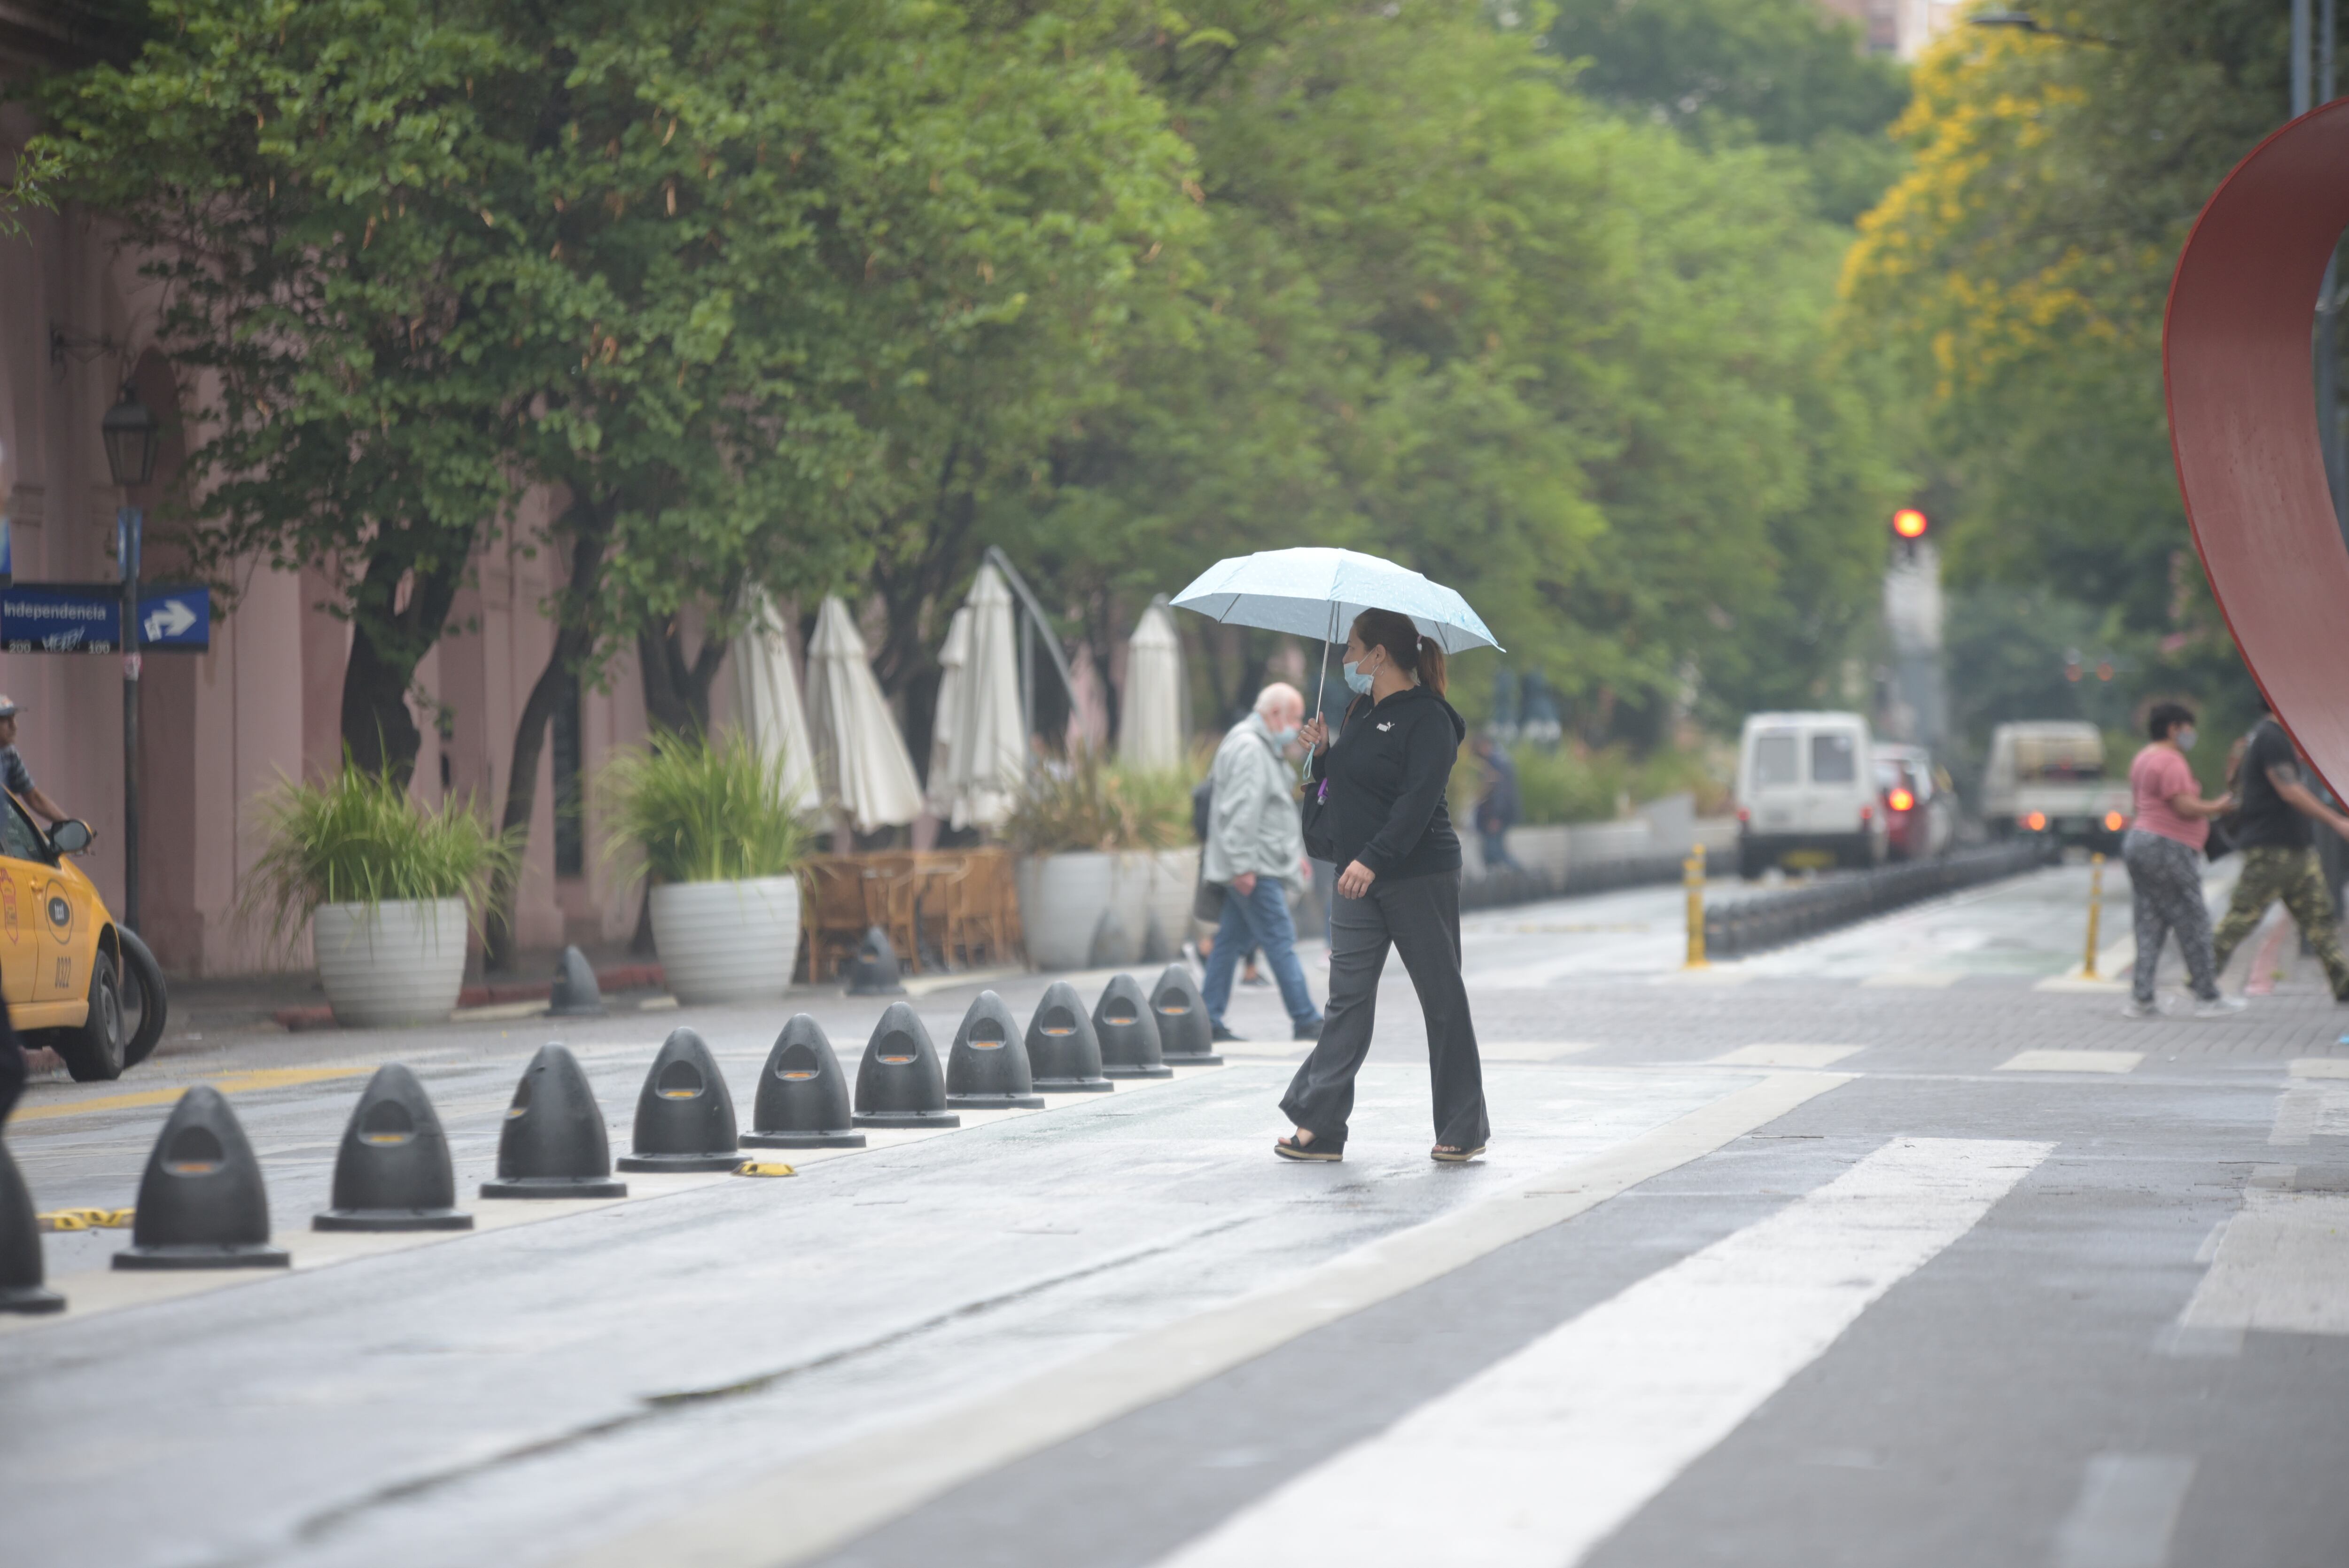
left=1888, top=788, right=1915, bottom=813
left=2104, top=811, right=2125, bottom=832
left=2024, top=811, right=2047, bottom=831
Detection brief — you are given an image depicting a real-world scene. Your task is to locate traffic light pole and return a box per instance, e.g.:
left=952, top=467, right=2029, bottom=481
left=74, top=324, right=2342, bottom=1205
left=117, top=505, right=140, bottom=933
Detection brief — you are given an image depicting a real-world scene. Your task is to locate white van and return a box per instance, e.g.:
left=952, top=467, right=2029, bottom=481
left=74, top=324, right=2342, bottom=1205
left=1734, top=711, right=1888, bottom=877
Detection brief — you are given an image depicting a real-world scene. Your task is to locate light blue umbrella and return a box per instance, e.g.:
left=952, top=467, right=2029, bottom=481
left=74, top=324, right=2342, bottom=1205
left=1171, top=547, right=1502, bottom=717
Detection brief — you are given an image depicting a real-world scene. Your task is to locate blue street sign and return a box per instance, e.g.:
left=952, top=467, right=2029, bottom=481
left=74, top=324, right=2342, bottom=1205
left=138, top=586, right=209, bottom=650
left=0, top=517, right=13, bottom=589
left=0, top=582, right=210, bottom=654
left=2, top=582, right=119, bottom=652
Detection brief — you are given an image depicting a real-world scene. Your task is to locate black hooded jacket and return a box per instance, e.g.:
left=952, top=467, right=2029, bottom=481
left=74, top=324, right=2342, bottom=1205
left=1308, top=684, right=1466, bottom=882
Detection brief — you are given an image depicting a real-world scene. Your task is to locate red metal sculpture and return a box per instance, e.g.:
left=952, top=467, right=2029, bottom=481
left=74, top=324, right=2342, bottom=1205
left=2166, top=99, right=2349, bottom=793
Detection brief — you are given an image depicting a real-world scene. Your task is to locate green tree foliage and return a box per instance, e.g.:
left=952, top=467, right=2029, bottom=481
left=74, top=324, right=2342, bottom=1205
left=1840, top=3, right=2293, bottom=722
left=1022, top=2, right=1901, bottom=742
left=1547, top=0, right=1909, bottom=223
left=35, top=0, right=1191, bottom=961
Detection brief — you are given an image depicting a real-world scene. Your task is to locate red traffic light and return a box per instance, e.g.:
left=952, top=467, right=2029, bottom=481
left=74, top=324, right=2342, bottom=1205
left=1891, top=508, right=1929, bottom=540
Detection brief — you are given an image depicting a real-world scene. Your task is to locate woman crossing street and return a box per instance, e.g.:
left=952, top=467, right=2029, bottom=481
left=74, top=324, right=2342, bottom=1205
left=1279, top=608, right=1487, bottom=1163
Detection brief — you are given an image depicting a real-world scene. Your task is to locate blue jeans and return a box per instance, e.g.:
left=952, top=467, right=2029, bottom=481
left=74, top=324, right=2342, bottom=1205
left=1202, top=877, right=1321, bottom=1030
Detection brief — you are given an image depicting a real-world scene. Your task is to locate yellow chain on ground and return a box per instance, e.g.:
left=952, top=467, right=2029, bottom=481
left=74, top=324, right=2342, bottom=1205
left=36, top=1207, right=135, bottom=1231
left=733, top=1161, right=797, bottom=1178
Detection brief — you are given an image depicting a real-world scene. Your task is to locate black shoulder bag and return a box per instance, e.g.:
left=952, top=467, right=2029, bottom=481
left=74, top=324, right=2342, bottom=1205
left=1299, top=698, right=1359, bottom=863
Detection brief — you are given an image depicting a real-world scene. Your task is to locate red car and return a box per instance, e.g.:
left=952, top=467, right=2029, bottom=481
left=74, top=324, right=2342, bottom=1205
left=1876, top=745, right=1956, bottom=862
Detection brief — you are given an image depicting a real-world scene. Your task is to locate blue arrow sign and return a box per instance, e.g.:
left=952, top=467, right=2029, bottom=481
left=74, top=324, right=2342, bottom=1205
left=0, top=582, right=211, bottom=654
left=138, top=587, right=209, bottom=650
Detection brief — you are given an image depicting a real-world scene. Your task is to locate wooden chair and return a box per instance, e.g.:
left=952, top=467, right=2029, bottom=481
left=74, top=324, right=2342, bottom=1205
left=947, top=848, right=1021, bottom=969
left=857, top=853, right=923, bottom=975
left=801, top=857, right=871, bottom=982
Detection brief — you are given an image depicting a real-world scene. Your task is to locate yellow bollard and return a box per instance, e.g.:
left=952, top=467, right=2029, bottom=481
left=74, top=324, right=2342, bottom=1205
left=1684, top=843, right=1709, bottom=970
left=2083, top=851, right=2106, bottom=980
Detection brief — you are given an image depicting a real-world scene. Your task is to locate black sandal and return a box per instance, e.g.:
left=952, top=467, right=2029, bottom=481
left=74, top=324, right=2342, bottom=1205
left=1275, top=1133, right=1342, bottom=1163
left=1431, top=1144, right=1486, bottom=1164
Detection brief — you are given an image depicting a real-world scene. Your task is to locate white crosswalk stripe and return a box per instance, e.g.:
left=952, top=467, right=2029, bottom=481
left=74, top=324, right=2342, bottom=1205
left=1154, top=1136, right=2050, bottom=1568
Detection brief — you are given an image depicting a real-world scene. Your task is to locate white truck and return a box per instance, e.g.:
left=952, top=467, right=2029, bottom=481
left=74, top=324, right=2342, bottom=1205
left=1734, top=711, right=1889, bottom=877
left=1982, top=721, right=2132, bottom=848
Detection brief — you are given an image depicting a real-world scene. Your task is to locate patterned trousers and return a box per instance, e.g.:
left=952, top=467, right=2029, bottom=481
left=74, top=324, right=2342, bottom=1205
left=2122, top=830, right=2220, bottom=1004
left=2211, top=845, right=2349, bottom=1000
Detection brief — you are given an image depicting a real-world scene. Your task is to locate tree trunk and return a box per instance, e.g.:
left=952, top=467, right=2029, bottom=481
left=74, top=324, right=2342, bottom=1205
left=635, top=608, right=734, bottom=742
left=338, top=544, right=468, bottom=784
left=484, top=501, right=609, bottom=971
left=637, top=623, right=700, bottom=741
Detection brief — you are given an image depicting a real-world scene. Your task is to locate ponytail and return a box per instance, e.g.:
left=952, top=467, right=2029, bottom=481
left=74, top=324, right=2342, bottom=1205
left=1349, top=608, right=1446, bottom=695
left=1417, top=635, right=1447, bottom=697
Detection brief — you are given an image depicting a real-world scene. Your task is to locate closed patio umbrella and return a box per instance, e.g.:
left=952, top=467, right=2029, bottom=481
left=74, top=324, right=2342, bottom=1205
left=943, top=563, right=1026, bottom=830
left=730, top=593, right=820, bottom=816
left=804, top=597, right=924, bottom=833
left=925, top=606, right=972, bottom=819
left=1119, top=600, right=1184, bottom=771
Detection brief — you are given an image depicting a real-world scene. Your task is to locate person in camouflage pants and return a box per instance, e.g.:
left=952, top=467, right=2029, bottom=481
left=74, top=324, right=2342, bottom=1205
left=2211, top=845, right=2349, bottom=1000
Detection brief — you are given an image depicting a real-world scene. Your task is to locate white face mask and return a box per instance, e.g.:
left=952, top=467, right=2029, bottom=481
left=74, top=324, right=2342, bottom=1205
left=1270, top=725, right=1299, bottom=748
left=2175, top=726, right=2197, bottom=752
left=1343, top=654, right=1377, bottom=696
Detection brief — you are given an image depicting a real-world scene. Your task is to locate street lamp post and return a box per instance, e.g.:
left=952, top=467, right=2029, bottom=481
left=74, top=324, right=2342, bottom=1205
left=101, top=385, right=158, bottom=933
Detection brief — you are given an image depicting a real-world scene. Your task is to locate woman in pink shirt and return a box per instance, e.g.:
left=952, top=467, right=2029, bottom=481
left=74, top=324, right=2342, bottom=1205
left=2122, top=702, right=2237, bottom=1018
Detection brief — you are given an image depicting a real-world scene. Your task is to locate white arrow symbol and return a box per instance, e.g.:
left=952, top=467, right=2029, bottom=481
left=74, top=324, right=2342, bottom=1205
left=142, top=598, right=196, bottom=642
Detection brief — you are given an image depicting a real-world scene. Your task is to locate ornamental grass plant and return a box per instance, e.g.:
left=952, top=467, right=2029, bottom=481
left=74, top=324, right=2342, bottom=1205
left=244, top=765, right=520, bottom=949
left=599, top=732, right=814, bottom=885
left=1004, top=747, right=1193, bottom=854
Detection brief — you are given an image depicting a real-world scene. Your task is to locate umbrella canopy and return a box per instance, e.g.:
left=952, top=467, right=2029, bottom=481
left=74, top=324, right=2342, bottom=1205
left=1120, top=601, right=1185, bottom=771
left=1169, top=546, right=1502, bottom=654
left=924, top=606, right=972, bottom=819
left=942, top=563, right=1026, bottom=829
left=730, top=593, right=821, bottom=815
left=804, top=597, right=924, bottom=833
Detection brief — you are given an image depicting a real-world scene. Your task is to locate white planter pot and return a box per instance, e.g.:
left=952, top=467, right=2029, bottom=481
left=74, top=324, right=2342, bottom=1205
left=1017, top=850, right=1199, bottom=971
left=649, top=877, right=802, bottom=1005
left=1017, top=852, right=1115, bottom=971
left=1143, top=847, right=1201, bottom=961
left=312, top=898, right=468, bottom=1028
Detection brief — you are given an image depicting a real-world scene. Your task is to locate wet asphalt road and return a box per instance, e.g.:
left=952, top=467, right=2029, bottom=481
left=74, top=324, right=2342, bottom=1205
left=7, top=859, right=2348, bottom=1568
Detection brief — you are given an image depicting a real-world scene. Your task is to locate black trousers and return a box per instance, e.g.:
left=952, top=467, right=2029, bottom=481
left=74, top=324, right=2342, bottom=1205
left=1280, top=869, right=1488, bottom=1149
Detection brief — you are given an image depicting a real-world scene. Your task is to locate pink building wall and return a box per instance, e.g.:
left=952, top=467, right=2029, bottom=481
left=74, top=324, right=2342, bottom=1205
left=1, top=97, right=703, bottom=977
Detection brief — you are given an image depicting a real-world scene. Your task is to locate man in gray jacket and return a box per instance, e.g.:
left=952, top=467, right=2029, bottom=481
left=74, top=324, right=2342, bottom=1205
left=1202, top=683, right=1326, bottom=1043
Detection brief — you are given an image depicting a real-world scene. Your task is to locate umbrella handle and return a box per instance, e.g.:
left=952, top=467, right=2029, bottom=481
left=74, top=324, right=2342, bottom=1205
left=1303, top=602, right=1337, bottom=783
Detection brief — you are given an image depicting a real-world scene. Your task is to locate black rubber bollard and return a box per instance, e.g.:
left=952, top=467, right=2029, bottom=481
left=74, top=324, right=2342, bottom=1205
left=1025, top=981, right=1113, bottom=1093
left=314, top=1063, right=472, bottom=1231
left=480, top=1043, right=628, bottom=1199
left=853, top=1001, right=960, bottom=1128
left=0, top=1137, right=63, bottom=1313
left=547, top=945, right=606, bottom=1017
left=847, top=926, right=906, bottom=996
left=1094, top=974, right=1172, bottom=1079
left=618, top=1028, right=741, bottom=1172
left=945, top=990, right=1043, bottom=1109
left=742, top=1015, right=866, bottom=1149
left=1149, top=963, right=1221, bottom=1066
left=115, top=1087, right=289, bottom=1270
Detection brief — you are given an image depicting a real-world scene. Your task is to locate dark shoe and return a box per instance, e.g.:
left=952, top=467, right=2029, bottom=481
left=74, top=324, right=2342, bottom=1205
left=1211, top=1022, right=1243, bottom=1043
left=1275, top=1133, right=1342, bottom=1162
left=1292, top=1017, right=1325, bottom=1041
left=1431, top=1143, right=1487, bottom=1164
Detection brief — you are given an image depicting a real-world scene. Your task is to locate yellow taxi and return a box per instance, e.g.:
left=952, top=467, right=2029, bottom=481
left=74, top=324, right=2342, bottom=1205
left=0, top=793, right=160, bottom=1081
